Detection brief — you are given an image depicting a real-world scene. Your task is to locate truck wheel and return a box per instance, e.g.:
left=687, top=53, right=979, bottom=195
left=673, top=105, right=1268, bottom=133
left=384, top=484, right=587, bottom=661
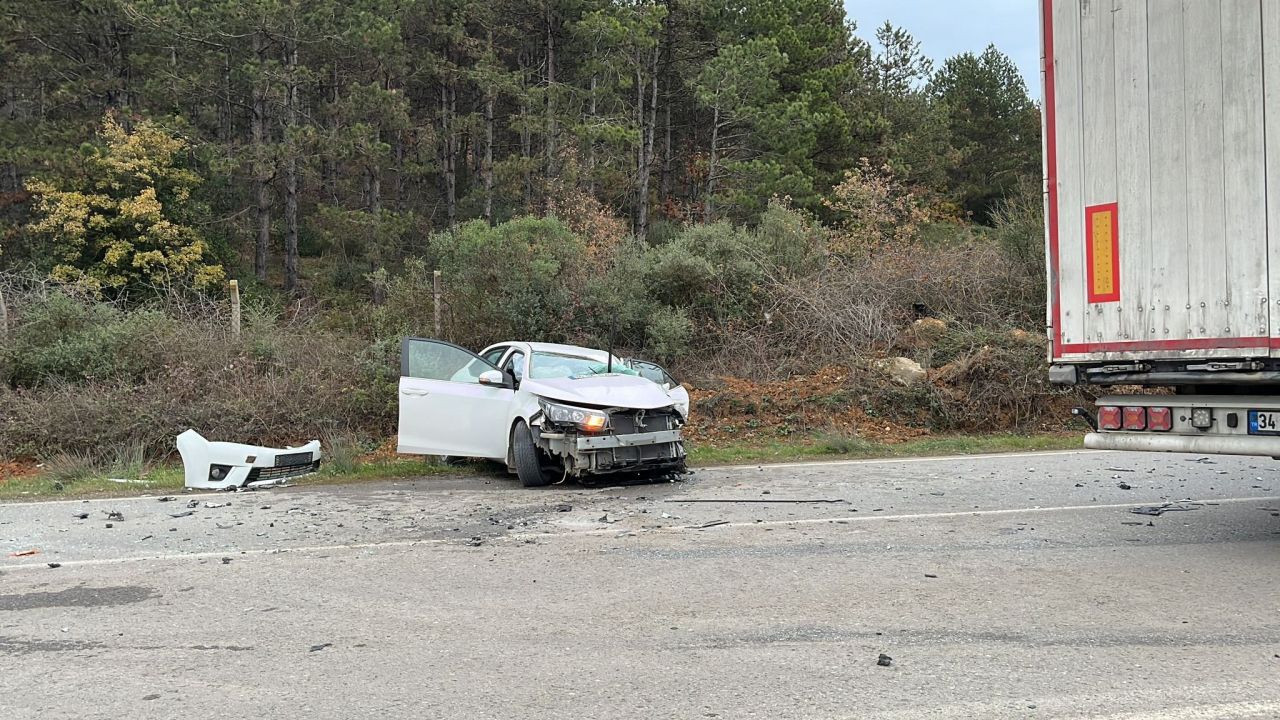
left=512, top=421, right=557, bottom=488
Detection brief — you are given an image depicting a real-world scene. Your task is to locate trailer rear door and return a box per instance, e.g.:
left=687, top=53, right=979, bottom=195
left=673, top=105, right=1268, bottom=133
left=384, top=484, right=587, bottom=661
left=1044, top=0, right=1272, bottom=362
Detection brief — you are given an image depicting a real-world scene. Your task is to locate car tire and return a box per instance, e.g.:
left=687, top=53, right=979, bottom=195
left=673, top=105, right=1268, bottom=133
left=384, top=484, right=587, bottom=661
left=512, top=421, right=557, bottom=487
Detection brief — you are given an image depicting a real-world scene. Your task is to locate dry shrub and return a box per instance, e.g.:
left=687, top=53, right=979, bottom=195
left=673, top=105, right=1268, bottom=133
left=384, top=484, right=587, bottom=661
left=545, top=183, right=629, bottom=258
left=683, top=235, right=1043, bottom=380
left=824, top=159, right=930, bottom=250
left=0, top=285, right=394, bottom=460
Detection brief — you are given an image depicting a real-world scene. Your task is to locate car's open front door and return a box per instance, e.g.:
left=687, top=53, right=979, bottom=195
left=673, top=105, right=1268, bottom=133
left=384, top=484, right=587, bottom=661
left=398, top=338, right=514, bottom=459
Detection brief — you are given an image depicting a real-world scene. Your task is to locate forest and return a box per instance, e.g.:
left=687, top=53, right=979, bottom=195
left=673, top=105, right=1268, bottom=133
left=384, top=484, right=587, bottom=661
left=0, top=0, right=1065, bottom=466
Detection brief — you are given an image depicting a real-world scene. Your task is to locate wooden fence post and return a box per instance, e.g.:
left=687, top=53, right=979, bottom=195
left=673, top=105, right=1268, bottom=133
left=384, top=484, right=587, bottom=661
left=0, top=286, right=8, bottom=340
left=229, top=279, right=241, bottom=337
left=433, top=270, right=442, bottom=338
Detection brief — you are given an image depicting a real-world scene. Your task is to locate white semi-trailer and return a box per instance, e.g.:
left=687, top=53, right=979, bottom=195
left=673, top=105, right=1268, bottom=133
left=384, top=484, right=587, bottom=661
left=1043, top=0, right=1280, bottom=457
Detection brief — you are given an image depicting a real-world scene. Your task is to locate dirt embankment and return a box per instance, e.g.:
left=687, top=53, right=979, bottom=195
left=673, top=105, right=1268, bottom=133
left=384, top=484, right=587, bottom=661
left=682, top=323, right=1086, bottom=448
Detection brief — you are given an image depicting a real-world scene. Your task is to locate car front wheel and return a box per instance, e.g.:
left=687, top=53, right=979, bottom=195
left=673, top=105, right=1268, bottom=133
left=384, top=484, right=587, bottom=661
left=512, top=421, right=559, bottom=487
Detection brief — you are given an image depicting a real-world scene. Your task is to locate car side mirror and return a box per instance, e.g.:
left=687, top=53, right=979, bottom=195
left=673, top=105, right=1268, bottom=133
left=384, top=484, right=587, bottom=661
left=478, top=370, right=506, bottom=387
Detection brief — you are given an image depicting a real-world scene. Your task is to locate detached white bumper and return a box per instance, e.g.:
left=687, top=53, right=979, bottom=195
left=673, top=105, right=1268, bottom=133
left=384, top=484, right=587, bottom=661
left=177, top=429, right=322, bottom=490
left=1084, top=432, right=1280, bottom=458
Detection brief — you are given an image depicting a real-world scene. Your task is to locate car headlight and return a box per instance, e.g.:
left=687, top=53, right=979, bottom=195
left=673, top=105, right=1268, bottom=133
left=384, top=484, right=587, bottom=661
left=540, top=400, right=608, bottom=433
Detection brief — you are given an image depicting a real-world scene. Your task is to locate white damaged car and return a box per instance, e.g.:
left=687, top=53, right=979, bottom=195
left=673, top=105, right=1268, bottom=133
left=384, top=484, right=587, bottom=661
left=397, top=339, right=690, bottom=486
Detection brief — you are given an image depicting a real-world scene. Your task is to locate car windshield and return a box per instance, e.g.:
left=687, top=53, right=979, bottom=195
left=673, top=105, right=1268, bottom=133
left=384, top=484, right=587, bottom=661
left=528, top=352, right=637, bottom=380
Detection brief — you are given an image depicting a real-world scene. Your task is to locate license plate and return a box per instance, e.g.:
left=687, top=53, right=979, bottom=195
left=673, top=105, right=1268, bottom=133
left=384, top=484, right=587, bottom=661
left=1248, top=410, right=1280, bottom=435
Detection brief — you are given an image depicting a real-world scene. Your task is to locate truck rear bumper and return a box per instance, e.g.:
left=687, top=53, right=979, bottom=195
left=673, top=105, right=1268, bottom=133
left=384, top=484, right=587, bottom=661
left=1084, top=432, right=1280, bottom=458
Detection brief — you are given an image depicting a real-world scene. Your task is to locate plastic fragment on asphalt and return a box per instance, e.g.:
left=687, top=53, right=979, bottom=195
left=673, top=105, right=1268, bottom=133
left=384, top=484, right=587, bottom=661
left=877, top=653, right=893, bottom=667
left=9, top=548, right=39, bottom=557
left=664, top=498, right=845, bottom=504
left=1130, top=503, right=1201, bottom=517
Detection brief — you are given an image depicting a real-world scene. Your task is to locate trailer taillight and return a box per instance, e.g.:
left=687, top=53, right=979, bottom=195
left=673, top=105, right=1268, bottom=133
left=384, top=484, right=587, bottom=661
left=1123, top=406, right=1147, bottom=431
left=1098, top=406, right=1122, bottom=430
left=1147, top=407, right=1172, bottom=432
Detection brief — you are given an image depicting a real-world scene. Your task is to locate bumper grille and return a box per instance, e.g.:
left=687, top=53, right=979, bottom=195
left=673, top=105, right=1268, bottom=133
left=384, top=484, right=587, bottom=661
left=248, top=460, right=320, bottom=483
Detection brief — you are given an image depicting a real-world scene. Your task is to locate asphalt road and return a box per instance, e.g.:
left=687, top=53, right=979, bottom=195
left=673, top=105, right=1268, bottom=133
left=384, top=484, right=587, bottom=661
left=2, top=449, right=1279, bottom=719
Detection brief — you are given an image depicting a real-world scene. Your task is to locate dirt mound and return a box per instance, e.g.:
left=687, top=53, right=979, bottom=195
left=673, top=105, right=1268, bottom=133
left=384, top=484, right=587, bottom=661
left=0, top=459, right=39, bottom=485
left=685, top=366, right=928, bottom=447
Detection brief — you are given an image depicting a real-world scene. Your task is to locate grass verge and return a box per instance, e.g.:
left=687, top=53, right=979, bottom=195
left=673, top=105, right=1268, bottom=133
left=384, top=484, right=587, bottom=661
left=0, top=455, right=465, bottom=502
left=0, top=433, right=1082, bottom=502
left=686, top=432, right=1082, bottom=466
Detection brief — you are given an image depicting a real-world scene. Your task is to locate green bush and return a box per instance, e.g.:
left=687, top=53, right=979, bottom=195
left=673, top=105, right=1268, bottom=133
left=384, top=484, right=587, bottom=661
left=430, top=217, right=591, bottom=348
left=2, top=292, right=173, bottom=387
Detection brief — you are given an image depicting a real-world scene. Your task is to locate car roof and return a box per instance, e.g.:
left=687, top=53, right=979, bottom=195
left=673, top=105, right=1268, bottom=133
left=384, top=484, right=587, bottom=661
left=491, top=341, right=613, bottom=361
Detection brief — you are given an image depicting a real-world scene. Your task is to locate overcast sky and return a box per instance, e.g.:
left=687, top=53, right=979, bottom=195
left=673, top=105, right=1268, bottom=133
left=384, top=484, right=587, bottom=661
left=843, top=0, right=1042, bottom=95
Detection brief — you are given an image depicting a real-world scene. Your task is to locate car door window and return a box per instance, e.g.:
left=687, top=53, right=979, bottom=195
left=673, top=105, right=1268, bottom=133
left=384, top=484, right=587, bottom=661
left=630, top=360, right=679, bottom=387
left=402, top=339, right=497, bottom=384
left=503, top=351, right=526, bottom=382
left=481, top=347, right=506, bottom=367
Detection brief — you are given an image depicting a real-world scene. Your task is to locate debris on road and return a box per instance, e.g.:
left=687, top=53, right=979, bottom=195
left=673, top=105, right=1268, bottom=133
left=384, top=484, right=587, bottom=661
left=924, top=573, right=938, bottom=579
left=105, top=510, right=124, bottom=521
left=876, top=653, right=893, bottom=667
left=598, top=513, right=621, bottom=524
left=664, top=498, right=845, bottom=504
left=1106, top=467, right=1135, bottom=473
left=204, top=502, right=230, bottom=509
left=157, top=496, right=176, bottom=502
left=1130, top=503, right=1201, bottom=517
left=467, top=537, right=484, bottom=547
left=169, top=511, right=195, bottom=519
left=309, top=643, right=332, bottom=652
left=553, top=504, right=573, bottom=512
left=220, top=557, right=232, bottom=565
left=1117, top=482, right=1132, bottom=490
left=73, top=512, right=89, bottom=520
left=47, top=563, right=61, bottom=569
left=690, top=520, right=731, bottom=529
left=9, top=548, right=39, bottom=557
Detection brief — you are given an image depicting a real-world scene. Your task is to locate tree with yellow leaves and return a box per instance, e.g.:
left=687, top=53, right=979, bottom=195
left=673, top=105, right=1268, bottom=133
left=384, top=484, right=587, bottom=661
left=25, top=114, right=224, bottom=295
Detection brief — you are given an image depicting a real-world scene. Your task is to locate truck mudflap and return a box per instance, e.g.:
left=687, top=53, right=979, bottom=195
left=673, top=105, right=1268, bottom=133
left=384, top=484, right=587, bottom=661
left=1084, top=432, right=1280, bottom=459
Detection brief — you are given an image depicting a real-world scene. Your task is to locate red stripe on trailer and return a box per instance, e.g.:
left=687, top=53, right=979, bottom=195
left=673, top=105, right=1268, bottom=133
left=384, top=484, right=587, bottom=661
left=1042, top=0, right=1063, bottom=356
left=1057, top=336, right=1273, bottom=354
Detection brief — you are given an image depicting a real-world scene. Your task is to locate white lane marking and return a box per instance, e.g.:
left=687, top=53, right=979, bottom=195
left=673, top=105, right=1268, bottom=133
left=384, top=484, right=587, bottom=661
left=567, top=494, right=1280, bottom=535
left=1074, top=702, right=1280, bottom=720
left=4, top=495, right=1276, bottom=572
left=698, top=449, right=1106, bottom=471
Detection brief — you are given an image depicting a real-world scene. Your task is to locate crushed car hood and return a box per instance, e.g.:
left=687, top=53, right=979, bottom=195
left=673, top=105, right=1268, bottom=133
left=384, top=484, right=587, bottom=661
left=525, top=375, right=677, bottom=410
